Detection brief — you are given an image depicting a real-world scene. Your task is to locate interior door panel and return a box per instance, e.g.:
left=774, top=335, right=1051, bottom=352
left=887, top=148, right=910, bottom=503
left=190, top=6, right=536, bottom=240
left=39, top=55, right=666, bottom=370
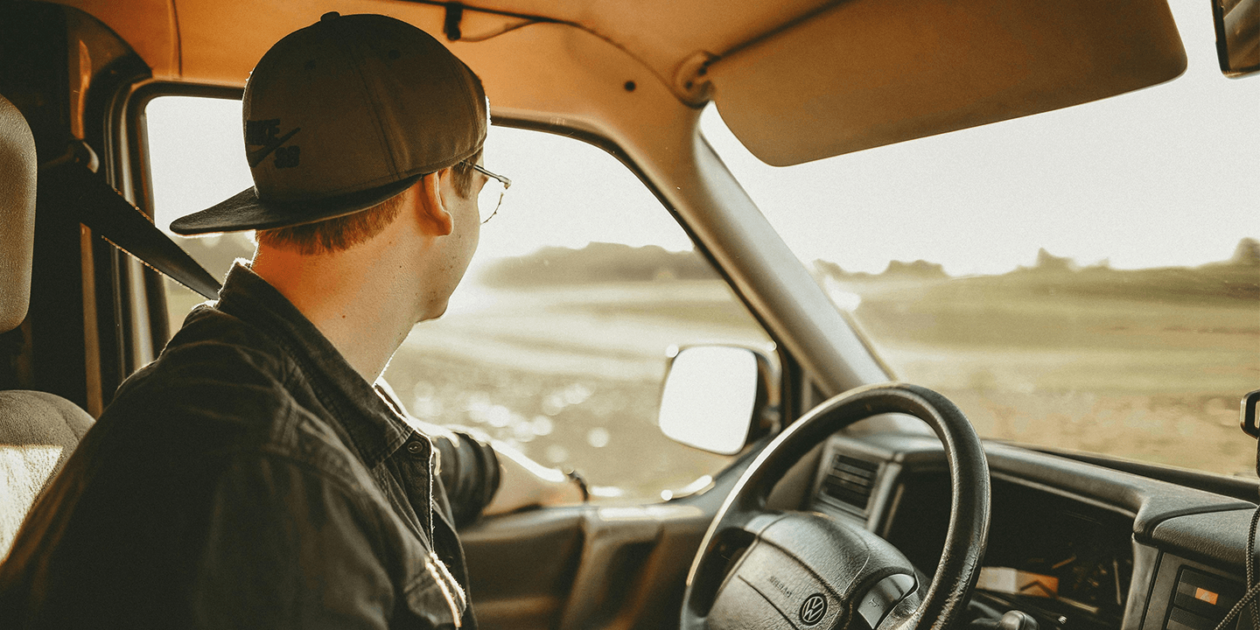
left=461, top=504, right=713, bottom=630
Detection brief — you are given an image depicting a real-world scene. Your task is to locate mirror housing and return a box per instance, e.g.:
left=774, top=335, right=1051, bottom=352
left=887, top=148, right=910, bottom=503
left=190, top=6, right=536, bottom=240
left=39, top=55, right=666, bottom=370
left=1214, top=0, right=1260, bottom=77
left=657, top=346, right=779, bottom=455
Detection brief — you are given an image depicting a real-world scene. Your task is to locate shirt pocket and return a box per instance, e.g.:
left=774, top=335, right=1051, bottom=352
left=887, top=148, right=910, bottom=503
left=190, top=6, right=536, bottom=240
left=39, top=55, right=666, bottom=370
left=402, top=552, right=467, bottom=629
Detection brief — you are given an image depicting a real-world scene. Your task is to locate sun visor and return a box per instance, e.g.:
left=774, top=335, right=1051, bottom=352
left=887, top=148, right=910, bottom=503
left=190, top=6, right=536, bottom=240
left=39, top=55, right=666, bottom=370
left=707, top=0, right=1187, bottom=166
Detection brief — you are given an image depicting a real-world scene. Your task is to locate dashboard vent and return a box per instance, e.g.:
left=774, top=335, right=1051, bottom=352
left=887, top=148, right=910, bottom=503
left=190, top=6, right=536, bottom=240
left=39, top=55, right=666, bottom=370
left=819, top=454, right=879, bottom=514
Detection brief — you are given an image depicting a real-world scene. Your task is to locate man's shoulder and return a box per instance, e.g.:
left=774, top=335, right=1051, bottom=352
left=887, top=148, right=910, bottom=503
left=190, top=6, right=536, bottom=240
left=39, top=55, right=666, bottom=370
left=115, top=304, right=292, bottom=419
left=101, top=305, right=357, bottom=477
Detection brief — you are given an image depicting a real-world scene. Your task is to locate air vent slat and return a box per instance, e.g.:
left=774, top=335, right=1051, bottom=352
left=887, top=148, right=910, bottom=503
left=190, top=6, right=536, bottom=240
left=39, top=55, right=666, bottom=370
left=819, top=454, right=879, bottom=514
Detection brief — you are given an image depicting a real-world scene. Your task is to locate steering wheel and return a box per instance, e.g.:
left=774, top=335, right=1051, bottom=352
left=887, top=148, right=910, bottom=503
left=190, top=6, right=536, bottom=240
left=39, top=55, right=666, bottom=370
left=680, top=383, right=990, bottom=630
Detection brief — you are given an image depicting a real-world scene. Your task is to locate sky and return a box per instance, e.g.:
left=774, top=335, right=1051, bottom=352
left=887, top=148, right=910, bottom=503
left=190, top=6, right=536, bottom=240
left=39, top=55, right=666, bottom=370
left=148, top=0, right=1259, bottom=278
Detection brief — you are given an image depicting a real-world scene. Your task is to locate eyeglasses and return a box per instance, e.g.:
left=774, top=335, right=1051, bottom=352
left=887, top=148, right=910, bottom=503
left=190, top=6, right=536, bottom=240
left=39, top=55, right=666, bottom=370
left=468, top=162, right=511, bottom=224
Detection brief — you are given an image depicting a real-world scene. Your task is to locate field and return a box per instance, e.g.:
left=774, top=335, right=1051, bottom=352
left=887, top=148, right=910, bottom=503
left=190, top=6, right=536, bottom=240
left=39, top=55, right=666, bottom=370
left=832, top=264, right=1259, bottom=476
left=381, top=280, right=772, bottom=502
left=163, top=240, right=1260, bottom=498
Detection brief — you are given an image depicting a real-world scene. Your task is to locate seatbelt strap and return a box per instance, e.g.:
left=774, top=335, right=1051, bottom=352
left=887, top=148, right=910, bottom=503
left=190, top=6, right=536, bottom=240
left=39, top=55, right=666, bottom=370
left=39, top=148, right=222, bottom=300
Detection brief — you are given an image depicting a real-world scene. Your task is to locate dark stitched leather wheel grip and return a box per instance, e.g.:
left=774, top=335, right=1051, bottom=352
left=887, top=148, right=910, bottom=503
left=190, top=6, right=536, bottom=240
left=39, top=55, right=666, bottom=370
left=680, top=383, right=991, bottom=630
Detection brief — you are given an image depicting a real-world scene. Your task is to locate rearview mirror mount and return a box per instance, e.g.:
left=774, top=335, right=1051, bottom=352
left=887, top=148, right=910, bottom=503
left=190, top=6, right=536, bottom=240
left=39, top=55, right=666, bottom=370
left=1214, top=0, right=1260, bottom=77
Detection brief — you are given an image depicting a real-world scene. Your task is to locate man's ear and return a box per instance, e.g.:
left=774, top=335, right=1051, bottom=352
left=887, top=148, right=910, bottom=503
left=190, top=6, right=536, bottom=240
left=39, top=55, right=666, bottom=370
left=414, top=169, right=454, bottom=236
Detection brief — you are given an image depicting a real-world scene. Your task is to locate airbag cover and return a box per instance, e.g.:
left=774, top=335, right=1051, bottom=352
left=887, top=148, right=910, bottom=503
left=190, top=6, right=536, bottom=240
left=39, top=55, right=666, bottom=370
left=709, top=513, right=916, bottom=629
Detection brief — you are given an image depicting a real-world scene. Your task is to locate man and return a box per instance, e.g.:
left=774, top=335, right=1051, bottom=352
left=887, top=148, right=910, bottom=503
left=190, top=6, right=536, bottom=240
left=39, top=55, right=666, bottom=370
left=0, top=13, right=582, bottom=629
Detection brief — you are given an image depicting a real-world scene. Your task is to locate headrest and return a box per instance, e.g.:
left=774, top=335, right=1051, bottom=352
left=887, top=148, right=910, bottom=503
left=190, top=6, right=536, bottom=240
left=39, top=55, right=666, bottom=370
left=0, top=94, right=37, bottom=333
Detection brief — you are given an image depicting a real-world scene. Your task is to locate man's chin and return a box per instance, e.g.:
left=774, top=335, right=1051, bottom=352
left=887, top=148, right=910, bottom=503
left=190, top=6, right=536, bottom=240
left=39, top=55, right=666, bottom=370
left=418, top=301, right=449, bottom=323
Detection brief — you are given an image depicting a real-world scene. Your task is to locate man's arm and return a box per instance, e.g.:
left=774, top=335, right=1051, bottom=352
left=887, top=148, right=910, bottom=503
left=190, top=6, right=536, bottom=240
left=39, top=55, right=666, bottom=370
left=421, top=423, right=586, bottom=521
left=480, top=439, right=586, bottom=516
left=375, top=380, right=584, bottom=523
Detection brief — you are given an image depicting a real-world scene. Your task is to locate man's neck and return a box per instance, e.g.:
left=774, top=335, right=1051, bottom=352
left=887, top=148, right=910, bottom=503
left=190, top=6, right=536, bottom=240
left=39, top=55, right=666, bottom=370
left=249, top=241, right=421, bottom=384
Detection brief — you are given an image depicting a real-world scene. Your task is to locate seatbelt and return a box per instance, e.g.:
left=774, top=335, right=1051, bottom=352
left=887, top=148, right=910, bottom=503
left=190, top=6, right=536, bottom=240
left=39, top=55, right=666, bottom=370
left=39, top=143, right=222, bottom=300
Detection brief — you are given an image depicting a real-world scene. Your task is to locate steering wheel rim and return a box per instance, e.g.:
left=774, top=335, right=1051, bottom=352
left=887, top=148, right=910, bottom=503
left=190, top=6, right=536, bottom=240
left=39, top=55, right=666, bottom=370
left=680, top=382, right=991, bottom=630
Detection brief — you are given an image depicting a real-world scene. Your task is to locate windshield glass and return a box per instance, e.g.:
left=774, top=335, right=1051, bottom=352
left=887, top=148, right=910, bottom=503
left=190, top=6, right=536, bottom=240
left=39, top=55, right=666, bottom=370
left=702, top=1, right=1260, bottom=477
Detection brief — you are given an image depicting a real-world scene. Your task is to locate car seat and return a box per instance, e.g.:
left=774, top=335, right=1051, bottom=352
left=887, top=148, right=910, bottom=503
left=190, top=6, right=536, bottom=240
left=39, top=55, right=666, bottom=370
left=0, top=93, right=95, bottom=560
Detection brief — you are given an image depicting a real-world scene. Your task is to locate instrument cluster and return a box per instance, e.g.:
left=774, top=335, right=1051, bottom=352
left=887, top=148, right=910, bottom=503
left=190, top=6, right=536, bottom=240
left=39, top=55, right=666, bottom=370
left=881, top=473, right=1135, bottom=630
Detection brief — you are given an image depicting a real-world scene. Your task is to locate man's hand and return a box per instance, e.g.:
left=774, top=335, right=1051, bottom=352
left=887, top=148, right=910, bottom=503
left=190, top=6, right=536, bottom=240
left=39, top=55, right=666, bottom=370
left=482, top=440, right=587, bottom=515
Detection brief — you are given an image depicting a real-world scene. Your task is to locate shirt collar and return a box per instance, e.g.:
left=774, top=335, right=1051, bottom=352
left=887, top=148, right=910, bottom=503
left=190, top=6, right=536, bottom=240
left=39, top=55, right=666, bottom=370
left=213, top=262, right=412, bottom=467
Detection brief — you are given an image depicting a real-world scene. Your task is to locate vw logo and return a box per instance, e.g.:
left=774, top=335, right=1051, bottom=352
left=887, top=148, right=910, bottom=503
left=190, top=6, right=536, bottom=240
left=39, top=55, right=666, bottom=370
left=799, top=593, right=827, bottom=626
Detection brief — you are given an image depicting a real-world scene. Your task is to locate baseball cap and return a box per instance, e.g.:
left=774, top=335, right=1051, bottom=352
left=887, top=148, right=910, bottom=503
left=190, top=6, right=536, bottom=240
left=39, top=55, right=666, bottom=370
left=171, top=12, right=487, bottom=235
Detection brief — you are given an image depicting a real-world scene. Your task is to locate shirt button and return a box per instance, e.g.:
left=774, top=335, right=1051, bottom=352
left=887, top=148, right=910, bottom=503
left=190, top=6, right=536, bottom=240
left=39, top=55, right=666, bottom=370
left=406, top=440, right=427, bottom=457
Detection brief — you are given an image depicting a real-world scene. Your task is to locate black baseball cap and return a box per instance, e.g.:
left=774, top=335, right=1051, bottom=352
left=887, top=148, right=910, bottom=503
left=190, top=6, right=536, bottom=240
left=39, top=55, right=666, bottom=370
left=171, top=12, right=487, bottom=235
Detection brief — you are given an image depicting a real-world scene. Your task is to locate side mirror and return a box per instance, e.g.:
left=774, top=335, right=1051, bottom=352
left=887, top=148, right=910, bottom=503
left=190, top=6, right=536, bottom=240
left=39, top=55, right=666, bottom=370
left=1213, top=0, right=1260, bottom=77
left=657, top=346, right=779, bottom=455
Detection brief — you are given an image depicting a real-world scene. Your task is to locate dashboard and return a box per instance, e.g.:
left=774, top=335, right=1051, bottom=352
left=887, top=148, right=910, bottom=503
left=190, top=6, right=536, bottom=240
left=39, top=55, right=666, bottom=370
left=803, top=433, right=1258, bottom=630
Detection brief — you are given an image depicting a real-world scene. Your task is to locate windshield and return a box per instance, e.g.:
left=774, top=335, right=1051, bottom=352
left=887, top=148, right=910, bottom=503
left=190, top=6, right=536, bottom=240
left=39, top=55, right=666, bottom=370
left=702, top=1, right=1260, bottom=477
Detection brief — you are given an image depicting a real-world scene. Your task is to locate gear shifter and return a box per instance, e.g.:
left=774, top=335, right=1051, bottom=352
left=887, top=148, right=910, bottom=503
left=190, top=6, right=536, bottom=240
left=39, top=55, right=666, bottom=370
left=970, top=610, right=1039, bottom=630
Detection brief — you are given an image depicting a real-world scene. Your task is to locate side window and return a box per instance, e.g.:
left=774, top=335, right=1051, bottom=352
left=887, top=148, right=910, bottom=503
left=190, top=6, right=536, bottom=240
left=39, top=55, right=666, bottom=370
left=383, top=127, right=776, bottom=502
left=145, top=96, right=255, bottom=331
left=146, top=96, right=776, bottom=503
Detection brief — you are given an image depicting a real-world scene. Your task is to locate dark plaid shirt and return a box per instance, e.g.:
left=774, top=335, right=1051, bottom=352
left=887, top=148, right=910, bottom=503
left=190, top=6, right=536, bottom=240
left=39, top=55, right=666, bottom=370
left=0, top=264, right=499, bottom=629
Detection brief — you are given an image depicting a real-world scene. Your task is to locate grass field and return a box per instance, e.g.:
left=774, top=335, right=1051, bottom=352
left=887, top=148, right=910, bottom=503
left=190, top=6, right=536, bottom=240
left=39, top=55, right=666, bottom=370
left=382, top=280, right=773, bottom=501
left=830, top=264, right=1260, bottom=476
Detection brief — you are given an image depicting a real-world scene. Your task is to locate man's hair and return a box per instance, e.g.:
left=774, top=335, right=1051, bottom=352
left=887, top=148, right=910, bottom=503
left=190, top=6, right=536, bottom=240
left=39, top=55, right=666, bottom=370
left=256, top=148, right=483, bottom=255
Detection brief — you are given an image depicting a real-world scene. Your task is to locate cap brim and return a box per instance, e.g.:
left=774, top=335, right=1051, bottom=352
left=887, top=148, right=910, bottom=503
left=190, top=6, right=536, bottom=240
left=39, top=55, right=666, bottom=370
left=170, top=173, right=425, bottom=236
